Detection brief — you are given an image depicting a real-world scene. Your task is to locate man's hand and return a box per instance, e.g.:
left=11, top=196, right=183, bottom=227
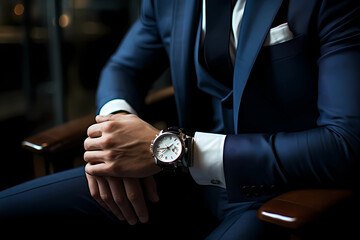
left=86, top=173, right=159, bottom=225
left=83, top=114, right=161, bottom=178
left=83, top=113, right=162, bottom=224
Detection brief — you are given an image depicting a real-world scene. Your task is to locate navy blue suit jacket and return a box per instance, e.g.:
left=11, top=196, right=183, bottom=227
left=97, top=0, right=360, bottom=202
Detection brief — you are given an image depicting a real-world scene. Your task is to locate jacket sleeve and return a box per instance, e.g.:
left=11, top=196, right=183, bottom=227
left=96, top=0, right=169, bottom=115
left=224, top=0, right=360, bottom=202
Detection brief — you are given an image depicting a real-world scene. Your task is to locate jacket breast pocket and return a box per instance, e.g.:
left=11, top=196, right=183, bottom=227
left=263, top=34, right=307, bottom=62
left=250, top=33, right=318, bottom=127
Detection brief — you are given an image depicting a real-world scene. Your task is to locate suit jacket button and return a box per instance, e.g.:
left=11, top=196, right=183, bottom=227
left=211, top=179, right=221, bottom=185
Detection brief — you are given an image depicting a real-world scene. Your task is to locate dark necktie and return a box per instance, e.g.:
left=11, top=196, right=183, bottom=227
left=203, top=0, right=233, bottom=87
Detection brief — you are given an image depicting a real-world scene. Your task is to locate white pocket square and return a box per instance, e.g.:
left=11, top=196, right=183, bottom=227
left=264, top=23, right=294, bottom=46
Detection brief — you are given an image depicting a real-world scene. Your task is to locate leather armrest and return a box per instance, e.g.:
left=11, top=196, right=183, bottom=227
left=21, top=86, right=175, bottom=154
left=22, top=114, right=95, bottom=153
left=257, top=189, right=353, bottom=229
left=145, top=86, right=174, bottom=105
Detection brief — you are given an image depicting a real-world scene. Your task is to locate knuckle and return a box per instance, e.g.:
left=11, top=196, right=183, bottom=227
left=113, top=196, right=125, bottom=206
left=100, top=136, right=112, bottom=148
left=100, top=193, right=111, bottom=202
left=104, top=150, right=119, bottom=161
left=89, top=189, right=101, bottom=201
left=103, top=121, right=116, bottom=133
left=91, top=191, right=100, bottom=200
left=127, top=114, right=136, bottom=120
left=126, top=114, right=138, bottom=123
left=127, top=192, right=140, bottom=204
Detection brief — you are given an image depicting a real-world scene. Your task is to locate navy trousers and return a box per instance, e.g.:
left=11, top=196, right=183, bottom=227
left=0, top=167, right=279, bottom=239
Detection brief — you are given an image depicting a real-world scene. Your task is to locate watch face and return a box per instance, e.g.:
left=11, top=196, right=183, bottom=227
left=152, top=133, right=183, bottom=163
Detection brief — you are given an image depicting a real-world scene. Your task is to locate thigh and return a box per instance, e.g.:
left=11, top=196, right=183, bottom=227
left=0, top=168, right=216, bottom=238
left=0, top=167, right=117, bottom=226
left=206, top=207, right=289, bottom=240
left=206, top=209, right=265, bottom=240
left=202, top=186, right=289, bottom=239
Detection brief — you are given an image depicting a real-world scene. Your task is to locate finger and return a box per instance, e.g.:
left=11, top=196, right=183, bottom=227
left=83, top=150, right=107, bottom=164
left=87, top=123, right=102, bottom=138
left=143, top=176, right=159, bottom=203
left=96, top=114, right=113, bottom=123
left=123, top=178, right=149, bottom=223
left=85, top=173, right=110, bottom=211
left=85, top=163, right=109, bottom=177
left=83, top=137, right=103, bottom=151
left=107, top=177, right=138, bottom=225
left=96, top=176, right=125, bottom=221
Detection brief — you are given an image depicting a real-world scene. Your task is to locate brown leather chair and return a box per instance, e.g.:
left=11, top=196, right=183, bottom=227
left=21, top=86, right=356, bottom=239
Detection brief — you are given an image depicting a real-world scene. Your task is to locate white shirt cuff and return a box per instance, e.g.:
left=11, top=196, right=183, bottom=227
left=189, top=132, right=227, bottom=188
left=99, top=99, right=137, bottom=116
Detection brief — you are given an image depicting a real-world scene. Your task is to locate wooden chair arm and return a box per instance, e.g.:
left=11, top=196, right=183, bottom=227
left=21, top=86, right=175, bottom=155
left=22, top=114, right=95, bottom=153
left=257, top=189, right=353, bottom=229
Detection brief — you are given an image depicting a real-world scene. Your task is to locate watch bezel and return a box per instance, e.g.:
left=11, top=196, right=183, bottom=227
left=151, top=132, right=185, bottom=166
left=151, top=127, right=194, bottom=171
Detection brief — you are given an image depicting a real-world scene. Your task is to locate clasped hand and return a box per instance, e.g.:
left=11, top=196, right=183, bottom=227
left=83, top=113, right=161, bottom=225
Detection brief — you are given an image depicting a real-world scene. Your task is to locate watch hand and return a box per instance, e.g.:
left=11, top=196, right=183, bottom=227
left=165, top=144, right=173, bottom=149
left=158, top=149, right=167, bottom=153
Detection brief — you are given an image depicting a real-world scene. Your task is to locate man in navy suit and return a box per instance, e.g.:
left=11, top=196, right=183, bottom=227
left=1, top=0, right=359, bottom=238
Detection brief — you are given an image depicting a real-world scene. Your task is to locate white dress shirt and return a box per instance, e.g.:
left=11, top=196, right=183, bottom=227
left=99, top=0, right=247, bottom=189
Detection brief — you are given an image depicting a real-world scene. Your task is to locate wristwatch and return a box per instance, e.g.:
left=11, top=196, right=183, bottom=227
left=150, top=127, right=194, bottom=171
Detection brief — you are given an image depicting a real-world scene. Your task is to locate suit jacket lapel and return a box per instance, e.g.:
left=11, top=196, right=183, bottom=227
left=170, top=0, right=200, bottom=127
left=233, top=0, right=283, bottom=133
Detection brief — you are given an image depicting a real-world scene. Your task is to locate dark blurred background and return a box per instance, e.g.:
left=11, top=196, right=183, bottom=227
left=0, top=0, right=142, bottom=190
